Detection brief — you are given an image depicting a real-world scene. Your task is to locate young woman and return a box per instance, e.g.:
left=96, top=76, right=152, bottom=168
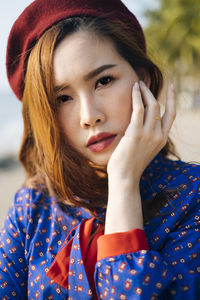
left=1, top=0, right=199, bottom=299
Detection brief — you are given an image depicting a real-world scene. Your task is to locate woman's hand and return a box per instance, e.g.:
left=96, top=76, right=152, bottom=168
left=107, top=80, right=176, bottom=185
left=105, top=81, right=176, bottom=234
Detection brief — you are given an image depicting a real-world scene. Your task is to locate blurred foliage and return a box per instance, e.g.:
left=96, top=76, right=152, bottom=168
left=145, top=0, right=200, bottom=76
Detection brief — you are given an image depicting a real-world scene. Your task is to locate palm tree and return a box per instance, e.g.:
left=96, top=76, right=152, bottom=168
left=145, top=0, right=200, bottom=106
left=145, top=0, right=200, bottom=74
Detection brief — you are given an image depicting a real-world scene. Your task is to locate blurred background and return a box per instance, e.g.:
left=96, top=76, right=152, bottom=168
left=1, top=0, right=200, bottom=227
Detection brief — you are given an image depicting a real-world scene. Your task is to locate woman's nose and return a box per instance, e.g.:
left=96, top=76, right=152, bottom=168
left=80, top=96, right=105, bottom=129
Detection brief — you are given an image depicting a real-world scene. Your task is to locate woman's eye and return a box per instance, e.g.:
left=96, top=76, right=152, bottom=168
left=96, top=76, right=114, bottom=88
left=57, top=95, right=72, bottom=103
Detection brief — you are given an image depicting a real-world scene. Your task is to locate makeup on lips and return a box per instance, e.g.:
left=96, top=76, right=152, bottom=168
left=87, top=132, right=117, bottom=153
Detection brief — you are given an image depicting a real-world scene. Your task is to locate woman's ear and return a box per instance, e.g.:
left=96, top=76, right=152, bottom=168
left=137, top=68, right=151, bottom=88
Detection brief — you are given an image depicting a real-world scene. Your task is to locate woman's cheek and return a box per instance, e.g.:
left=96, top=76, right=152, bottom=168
left=115, top=85, right=132, bottom=120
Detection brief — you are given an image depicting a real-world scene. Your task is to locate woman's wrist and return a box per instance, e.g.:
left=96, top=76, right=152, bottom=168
left=105, top=186, right=143, bottom=234
left=108, top=174, right=140, bottom=191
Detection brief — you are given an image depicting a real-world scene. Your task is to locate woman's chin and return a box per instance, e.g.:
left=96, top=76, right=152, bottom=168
left=87, top=152, right=112, bottom=168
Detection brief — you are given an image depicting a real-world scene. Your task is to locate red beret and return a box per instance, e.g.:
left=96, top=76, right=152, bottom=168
left=6, top=0, right=146, bottom=100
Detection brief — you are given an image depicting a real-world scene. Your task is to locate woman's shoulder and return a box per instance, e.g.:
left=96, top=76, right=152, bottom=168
left=3, top=186, right=55, bottom=231
left=164, top=157, right=200, bottom=189
left=14, top=185, right=54, bottom=207
left=152, top=153, right=200, bottom=186
left=145, top=156, right=200, bottom=248
left=143, top=154, right=200, bottom=201
left=144, top=155, right=200, bottom=225
left=9, top=185, right=90, bottom=228
left=161, top=156, right=200, bottom=207
left=159, top=158, right=200, bottom=226
left=11, top=185, right=54, bottom=218
left=1, top=185, right=90, bottom=248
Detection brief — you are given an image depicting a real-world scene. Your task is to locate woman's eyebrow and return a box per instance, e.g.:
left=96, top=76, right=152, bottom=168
left=84, top=64, right=117, bottom=80
left=54, top=64, right=117, bottom=93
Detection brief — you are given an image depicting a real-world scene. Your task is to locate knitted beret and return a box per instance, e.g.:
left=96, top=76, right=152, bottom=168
left=6, top=0, right=146, bottom=100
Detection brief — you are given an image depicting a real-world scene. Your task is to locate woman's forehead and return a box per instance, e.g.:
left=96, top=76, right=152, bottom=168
left=53, top=31, right=123, bottom=85
left=54, top=30, right=115, bottom=56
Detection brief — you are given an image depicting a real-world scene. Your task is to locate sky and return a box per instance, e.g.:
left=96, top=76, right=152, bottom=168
left=0, top=0, right=158, bottom=93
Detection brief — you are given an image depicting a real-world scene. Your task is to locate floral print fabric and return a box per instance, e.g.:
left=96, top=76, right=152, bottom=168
left=0, top=154, right=200, bottom=299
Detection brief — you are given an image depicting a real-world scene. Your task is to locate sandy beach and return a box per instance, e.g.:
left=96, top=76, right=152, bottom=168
left=0, top=110, right=200, bottom=228
left=0, top=164, right=25, bottom=228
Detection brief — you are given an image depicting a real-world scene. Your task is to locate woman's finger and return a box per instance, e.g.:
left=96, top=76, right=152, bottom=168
left=139, top=81, right=161, bottom=132
left=161, top=84, right=176, bottom=137
left=126, top=82, right=144, bottom=135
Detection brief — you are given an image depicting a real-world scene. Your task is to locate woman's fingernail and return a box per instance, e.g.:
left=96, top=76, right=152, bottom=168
left=134, top=82, right=139, bottom=90
left=139, top=80, right=145, bottom=86
left=170, top=83, right=175, bottom=91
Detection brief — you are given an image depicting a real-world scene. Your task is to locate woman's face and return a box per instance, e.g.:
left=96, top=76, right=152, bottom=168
left=53, top=30, right=139, bottom=166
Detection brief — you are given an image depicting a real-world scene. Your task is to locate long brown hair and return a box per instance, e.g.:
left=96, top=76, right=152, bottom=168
left=20, top=16, right=177, bottom=219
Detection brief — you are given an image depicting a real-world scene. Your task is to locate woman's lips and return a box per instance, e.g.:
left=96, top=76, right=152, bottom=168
left=87, top=133, right=117, bottom=153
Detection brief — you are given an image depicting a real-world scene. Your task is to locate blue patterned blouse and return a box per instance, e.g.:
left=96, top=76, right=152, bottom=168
left=0, top=153, right=200, bottom=299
